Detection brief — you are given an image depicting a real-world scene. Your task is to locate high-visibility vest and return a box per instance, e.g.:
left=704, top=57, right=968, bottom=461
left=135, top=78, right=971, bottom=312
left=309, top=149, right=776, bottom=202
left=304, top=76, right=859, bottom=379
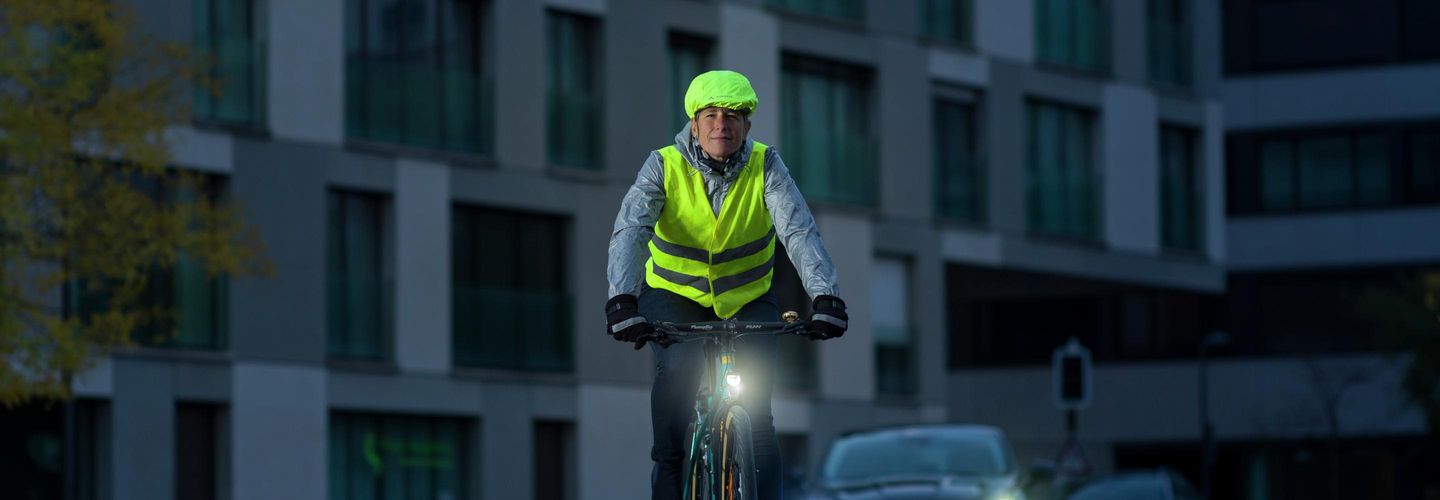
left=645, top=142, right=775, bottom=319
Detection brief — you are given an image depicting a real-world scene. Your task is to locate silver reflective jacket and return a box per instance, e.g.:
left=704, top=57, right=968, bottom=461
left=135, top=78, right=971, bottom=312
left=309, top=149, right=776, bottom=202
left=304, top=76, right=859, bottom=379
left=607, top=126, right=840, bottom=300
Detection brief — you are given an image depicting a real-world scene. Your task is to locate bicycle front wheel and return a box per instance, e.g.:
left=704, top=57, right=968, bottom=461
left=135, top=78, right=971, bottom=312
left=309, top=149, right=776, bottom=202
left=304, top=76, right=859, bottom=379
left=717, top=404, right=758, bottom=500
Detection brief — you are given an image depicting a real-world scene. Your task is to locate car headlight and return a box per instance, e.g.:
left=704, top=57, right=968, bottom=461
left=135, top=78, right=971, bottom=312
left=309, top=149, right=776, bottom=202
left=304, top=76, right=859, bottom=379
left=989, top=489, right=1024, bottom=500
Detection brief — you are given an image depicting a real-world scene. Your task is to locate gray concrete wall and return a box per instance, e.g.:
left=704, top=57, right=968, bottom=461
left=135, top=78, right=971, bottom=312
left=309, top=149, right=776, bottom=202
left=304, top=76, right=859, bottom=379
left=948, top=354, right=1426, bottom=468
left=1102, top=83, right=1160, bottom=255
left=1223, top=63, right=1440, bottom=131
left=267, top=0, right=344, bottom=145
left=1229, top=206, right=1440, bottom=271
left=110, top=359, right=174, bottom=500
left=395, top=159, right=451, bottom=373
left=231, top=363, right=327, bottom=500
left=231, top=139, right=328, bottom=364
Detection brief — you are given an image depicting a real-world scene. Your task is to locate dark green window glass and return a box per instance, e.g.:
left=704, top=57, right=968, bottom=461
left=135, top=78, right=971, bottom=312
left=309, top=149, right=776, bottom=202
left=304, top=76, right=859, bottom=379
left=934, top=93, right=984, bottom=224
left=547, top=10, right=602, bottom=170
left=1160, top=125, right=1201, bottom=252
left=874, top=258, right=915, bottom=397
left=346, top=0, right=491, bottom=154
left=920, top=0, right=971, bottom=44
left=1036, top=0, right=1110, bottom=72
left=452, top=205, right=571, bottom=372
left=1257, top=132, right=1393, bottom=212
left=1147, top=0, right=1191, bottom=87
left=768, top=0, right=864, bottom=22
left=64, top=175, right=228, bottom=350
left=1026, top=101, right=1099, bottom=240
left=329, top=413, right=468, bottom=500
left=194, top=0, right=264, bottom=127
left=1410, top=130, right=1440, bottom=203
left=781, top=57, right=876, bottom=207
left=328, top=190, right=393, bottom=361
left=669, top=34, right=711, bottom=135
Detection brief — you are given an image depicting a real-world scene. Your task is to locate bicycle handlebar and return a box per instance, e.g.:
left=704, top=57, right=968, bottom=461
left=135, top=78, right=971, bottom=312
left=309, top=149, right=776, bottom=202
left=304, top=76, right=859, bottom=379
left=633, top=311, right=812, bottom=349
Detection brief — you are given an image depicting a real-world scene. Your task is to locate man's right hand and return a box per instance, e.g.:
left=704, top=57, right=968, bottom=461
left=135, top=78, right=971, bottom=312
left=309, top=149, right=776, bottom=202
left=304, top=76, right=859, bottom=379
left=605, top=294, right=651, bottom=344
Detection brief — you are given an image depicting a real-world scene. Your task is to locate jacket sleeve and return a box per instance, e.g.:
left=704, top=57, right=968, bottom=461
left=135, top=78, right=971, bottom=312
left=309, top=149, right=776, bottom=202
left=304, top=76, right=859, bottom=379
left=607, top=151, right=666, bottom=298
left=763, top=148, right=840, bottom=299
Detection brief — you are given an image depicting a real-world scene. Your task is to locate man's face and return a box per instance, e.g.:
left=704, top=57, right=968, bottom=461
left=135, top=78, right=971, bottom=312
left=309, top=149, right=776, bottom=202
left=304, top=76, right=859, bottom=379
left=690, top=107, right=751, bottom=160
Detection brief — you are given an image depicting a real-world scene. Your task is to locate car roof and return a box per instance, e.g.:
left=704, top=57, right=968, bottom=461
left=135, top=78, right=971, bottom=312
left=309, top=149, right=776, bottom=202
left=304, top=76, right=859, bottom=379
left=836, top=423, right=1006, bottom=440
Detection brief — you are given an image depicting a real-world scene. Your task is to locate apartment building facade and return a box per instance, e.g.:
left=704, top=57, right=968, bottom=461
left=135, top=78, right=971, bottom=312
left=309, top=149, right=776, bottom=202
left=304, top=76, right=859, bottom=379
left=0, top=0, right=1258, bottom=499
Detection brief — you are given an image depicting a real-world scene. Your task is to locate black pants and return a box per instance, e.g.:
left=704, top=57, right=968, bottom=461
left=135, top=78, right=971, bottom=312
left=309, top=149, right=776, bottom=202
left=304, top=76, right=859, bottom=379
left=641, top=288, right=782, bottom=500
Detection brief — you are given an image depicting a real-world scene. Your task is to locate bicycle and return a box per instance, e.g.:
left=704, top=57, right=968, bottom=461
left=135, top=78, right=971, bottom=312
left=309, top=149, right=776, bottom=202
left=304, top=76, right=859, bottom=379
left=637, top=311, right=811, bottom=500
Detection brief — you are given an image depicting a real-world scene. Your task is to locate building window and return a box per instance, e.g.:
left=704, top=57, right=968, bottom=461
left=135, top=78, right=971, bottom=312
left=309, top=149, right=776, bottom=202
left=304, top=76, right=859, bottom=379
left=70, top=175, right=231, bottom=349
left=874, top=257, right=916, bottom=397
left=193, top=0, right=264, bottom=127
left=328, top=190, right=394, bottom=361
left=1260, top=133, right=1390, bottom=211
left=768, top=0, right=863, bottom=22
left=773, top=244, right=817, bottom=391
left=345, top=0, right=491, bottom=154
left=1026, top=100, right=1099, bottom=240
left=1036, top=0, right=1110, bottom=72
left=945, top=264, right=1221, bottom=367
left=1409, top=129, right=1440, bottom=203
left=1160, top=125, right=1202, bottom=252
left=1147, top=0, right=1190, bottom=87
left=781, top=56, right=876, bottom=207
left=329, top=412, right=469, bottom=500
left=0, top=400, right=102, bottom=500
left=1226, top=266, right=1437, bottom=355
left=933, top=89, right=984, bottom=224
left=534, top=421, right=576, bottom=500
left=547, top=10, right=602, bottom=170
left=452, top=205, right=571, bottom=371
left=920, top=0, right=971, bottom=44
left=1228, top=125, right=1440, bottom=214
left=1224, top=0, right=1440, bottom=75
left=669, top=33, right=711, bottom=135
left=176, top=403, right=226, bottom=500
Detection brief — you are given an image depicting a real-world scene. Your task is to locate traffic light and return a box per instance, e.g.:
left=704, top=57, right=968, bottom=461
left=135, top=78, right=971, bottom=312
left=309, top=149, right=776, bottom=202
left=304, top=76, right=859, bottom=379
left=1052, top=338, right=1091, bottom=410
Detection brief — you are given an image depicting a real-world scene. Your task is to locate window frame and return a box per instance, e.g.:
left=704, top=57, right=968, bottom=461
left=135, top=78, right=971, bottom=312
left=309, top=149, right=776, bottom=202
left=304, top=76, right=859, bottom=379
left=345, top=0, right=493, bottom=156
left=932, top=85, right=986, bottom=226
left=1024, top=98, right=1103, bottom=243
left=326, top=188, right=396, bottom=363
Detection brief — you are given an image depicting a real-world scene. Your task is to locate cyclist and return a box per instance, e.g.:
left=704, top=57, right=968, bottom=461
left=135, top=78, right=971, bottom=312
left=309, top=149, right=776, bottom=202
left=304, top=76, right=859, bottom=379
left=605, top=70, right=849, bottom=500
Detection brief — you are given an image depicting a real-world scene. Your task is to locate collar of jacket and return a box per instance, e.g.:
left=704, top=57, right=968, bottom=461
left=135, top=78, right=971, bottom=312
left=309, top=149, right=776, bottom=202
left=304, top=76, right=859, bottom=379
left=673, top=125, right=753, bottom=183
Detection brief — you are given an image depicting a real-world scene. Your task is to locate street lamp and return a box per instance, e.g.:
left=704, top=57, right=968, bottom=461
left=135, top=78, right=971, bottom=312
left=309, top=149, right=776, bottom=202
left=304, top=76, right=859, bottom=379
left=1199, top=330, right=1230, bottom=499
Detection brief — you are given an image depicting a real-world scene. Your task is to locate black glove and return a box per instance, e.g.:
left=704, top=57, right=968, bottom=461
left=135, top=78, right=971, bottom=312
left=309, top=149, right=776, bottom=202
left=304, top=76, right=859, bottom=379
left=605, top=294, right=651, bottom=346
left=808, top=295, right=848, bottom=340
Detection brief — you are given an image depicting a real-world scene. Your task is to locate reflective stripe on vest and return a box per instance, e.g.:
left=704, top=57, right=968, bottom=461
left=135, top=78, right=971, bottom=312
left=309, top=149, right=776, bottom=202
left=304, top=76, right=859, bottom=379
left=645, top=142, right=775, bottom=319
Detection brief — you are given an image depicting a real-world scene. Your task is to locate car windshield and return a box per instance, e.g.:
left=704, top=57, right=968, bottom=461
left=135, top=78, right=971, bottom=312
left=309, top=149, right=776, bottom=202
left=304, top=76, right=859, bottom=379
left=820, top=429, right=1013, bottom=483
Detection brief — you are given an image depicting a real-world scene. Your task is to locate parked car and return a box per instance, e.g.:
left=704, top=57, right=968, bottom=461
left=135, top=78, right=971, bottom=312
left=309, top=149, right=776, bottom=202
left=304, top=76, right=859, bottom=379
left=1063, top=469, right=1203, bottom=500
left=805, top=424, right=1040, bottom=500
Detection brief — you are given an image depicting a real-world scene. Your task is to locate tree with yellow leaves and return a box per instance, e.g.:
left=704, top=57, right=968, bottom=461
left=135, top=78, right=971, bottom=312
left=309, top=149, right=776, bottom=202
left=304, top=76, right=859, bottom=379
left=0, top=0, right=267, bottom=406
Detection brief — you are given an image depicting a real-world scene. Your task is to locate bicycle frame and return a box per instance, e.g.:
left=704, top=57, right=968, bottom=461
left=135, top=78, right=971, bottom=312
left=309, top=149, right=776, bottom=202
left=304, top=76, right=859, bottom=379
left=646, top=315, right=806, bottom=500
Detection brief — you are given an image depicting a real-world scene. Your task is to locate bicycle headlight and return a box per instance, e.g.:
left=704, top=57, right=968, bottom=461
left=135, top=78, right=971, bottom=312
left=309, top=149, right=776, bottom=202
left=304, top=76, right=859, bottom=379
left=725, top=374, right=743, bottom=393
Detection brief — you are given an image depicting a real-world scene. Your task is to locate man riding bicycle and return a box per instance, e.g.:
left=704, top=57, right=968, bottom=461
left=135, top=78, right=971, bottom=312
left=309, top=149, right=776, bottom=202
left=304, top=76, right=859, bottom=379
left=605, top=70, right=849, bottom=500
